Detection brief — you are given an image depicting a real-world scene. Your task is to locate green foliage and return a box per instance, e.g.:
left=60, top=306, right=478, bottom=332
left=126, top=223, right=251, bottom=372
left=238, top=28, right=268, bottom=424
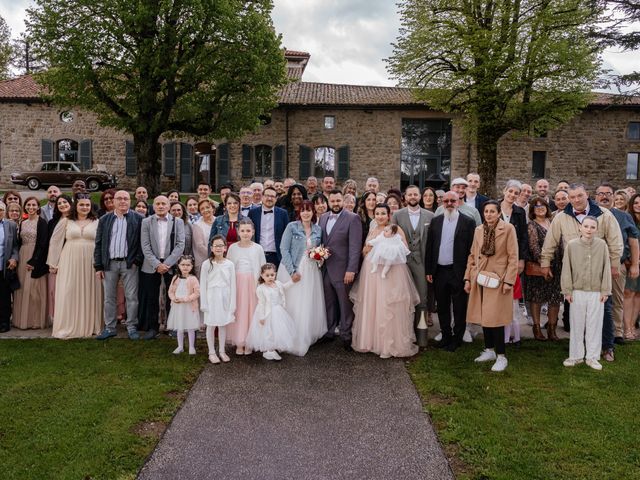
left=0, top=339, right=206, bottom=480
left=388, top=0, right=605, bottom=193
left=603, top=0, right=640, bottom=93
left=410, top=340, right=640, bottom=480
left=0, top=15, right=12, bottom=80
left=25, top=0, right=287, bottom=192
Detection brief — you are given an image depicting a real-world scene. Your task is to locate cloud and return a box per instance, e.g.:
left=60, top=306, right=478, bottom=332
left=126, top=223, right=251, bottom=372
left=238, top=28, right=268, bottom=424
left=0, top=0, right=32, bottom=36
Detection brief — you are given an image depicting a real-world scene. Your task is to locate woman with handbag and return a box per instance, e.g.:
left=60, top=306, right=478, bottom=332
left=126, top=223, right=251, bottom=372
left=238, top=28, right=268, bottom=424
left=525, top=198, right=563, bottom=340
left=464, top=200, right=519, bottom=372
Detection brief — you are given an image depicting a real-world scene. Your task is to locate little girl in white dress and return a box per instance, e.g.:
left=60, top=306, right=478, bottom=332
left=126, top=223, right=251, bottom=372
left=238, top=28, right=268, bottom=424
left=167, top=255, right=201, bottom=355
left=367, top=224, right=410, bottom=278
left=245, top=263, right=296, bottom=361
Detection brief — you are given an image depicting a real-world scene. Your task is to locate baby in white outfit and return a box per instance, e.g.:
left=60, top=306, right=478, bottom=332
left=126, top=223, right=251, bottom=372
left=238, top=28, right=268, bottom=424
left=367, top=224, right=410, bottom=278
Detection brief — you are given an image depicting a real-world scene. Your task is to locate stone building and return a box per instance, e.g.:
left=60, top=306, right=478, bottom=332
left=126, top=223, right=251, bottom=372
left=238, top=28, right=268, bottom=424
left=1, top=49, right=639, bottom=193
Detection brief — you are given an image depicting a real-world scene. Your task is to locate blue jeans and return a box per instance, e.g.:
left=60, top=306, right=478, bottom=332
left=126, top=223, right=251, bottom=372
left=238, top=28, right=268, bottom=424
left=602, top=296, right=615, bottom=351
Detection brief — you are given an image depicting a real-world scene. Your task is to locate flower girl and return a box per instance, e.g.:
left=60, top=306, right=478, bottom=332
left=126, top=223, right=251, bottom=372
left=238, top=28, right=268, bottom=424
left=226, top=218, right=266, bottom=355
left=245, top=263, right=297, bottom=360
left=200, top=235, right=236, bottom=364
left=167, top=255, right=200, bottom=355
left=367, top=224, right=410, bottom=278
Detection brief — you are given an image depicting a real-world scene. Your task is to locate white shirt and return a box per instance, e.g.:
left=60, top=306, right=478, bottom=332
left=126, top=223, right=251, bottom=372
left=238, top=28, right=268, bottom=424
left=465, top=194, right=477, bottom=209
left=438, top=211, right=459, bottom=266
left=157, top=215, right=170, bottom=259
left=326, top=210, right=343, bottom=236
left=407, top=207, right=421, bottom=231
left=574, top=205, right=589, bottom=224
left=260, top=207, right=276, bottom=252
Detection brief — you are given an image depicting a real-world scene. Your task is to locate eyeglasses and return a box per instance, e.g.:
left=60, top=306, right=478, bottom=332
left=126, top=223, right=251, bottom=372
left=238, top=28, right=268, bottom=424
left=596, top=192, right=613, bottom=197
left=442, top=199, right=457, bottom=204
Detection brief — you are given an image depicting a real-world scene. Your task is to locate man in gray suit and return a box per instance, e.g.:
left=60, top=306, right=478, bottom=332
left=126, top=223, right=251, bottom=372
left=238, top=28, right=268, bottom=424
left=0, top=201, right=19, bottom=332
left=138, top=195, right=185, bottom=339
left=392, top=185, right=434, bottom=328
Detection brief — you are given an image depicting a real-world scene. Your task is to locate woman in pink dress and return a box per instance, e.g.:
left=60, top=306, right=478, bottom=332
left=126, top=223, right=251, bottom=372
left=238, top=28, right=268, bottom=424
left=226, top=218, right=266, bottom=355
left=350, top=203, right=419, bottom=358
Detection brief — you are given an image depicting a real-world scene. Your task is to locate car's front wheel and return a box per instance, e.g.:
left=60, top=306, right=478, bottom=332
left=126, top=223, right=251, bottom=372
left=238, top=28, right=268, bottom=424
left=27, top=178, right=41, bottom=190
left=86, top=178, right=100, bottom=191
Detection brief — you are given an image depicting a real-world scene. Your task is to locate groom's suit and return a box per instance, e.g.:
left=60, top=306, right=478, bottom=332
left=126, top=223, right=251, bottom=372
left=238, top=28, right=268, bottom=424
left=319, top=209, right=362, bottom=342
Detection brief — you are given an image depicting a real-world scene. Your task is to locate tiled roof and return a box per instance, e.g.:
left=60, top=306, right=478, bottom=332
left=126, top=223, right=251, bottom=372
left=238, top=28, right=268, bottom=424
left=0, top=75, right=44, bottom=101
left=279, top=81, right=423, bottom=106
left=287, top=66, right=305, bottom=80
left=284, top=50, right=310, bottom=58
left=589, top=92, right=640, bottom=106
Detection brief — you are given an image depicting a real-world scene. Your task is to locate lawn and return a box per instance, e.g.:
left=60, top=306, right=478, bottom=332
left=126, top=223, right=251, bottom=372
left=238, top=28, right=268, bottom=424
left=0, top=339, right=206, bottom=480
left=410, top=340, right=640, bottom=480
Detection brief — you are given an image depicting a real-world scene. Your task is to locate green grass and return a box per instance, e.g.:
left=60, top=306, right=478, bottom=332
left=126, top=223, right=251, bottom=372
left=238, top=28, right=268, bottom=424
left=0, top=339, right=206, bottom=480
left=410, top=340, right=640, bottom=480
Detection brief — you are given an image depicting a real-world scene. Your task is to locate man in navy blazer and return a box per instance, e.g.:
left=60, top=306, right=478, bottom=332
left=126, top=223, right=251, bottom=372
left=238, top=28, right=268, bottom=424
left=0, top=201, right=19, bottom=333
left=248, top=186, right=289, bottom=268
left=465, top=173, right=490, bottom=220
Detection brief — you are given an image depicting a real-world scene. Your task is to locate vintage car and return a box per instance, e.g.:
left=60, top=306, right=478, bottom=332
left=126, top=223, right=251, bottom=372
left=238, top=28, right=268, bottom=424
left=10, top=162, right=118, bottom=191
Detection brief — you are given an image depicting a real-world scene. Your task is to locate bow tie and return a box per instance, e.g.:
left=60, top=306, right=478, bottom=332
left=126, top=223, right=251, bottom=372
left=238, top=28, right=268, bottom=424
left=263, top=210, right=273, bottom=214
left=574, top=210, right=587, bottom=216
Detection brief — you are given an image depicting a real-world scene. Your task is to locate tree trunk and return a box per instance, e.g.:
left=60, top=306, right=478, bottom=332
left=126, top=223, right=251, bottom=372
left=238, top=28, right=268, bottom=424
left=135, top=135, right=162, bottom=196
left=476, top=126, right=501, bottom=199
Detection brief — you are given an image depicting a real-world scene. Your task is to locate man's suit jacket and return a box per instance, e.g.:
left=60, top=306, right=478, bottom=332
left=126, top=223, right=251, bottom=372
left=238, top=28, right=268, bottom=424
left=319, top=210, right=363, bottom=283
left=392, top=207, right=434, bottom=269
left=248, top=205, right=289, bottom=260
left=473, top=193, right=490, bottom=212
left=94, top=210, right=143, bottom=271
left=2, top=219, right=19, bottom=267
left=140, top=214, right=185, bottom=273
left=424, top=212, right=476, bottom=282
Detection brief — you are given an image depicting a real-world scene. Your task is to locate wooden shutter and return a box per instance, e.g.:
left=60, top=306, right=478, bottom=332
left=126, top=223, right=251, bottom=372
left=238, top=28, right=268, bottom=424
left=241, top=144, right=252, bottom=178
left=42, top=139, right=54, bottom=163
left=337, top=145, right=350, bottom=181
left=79, top=139, right=93, bottom=170
left=217, top=143, right=230, bottom=187
left=273, top=145, right=285, bottom=179
left=125, top=140, right=136, bottom=176
left=163, top=142, right=176, bottom=177
left=299, top=145, right=312, bottom=180
left=180, top=143, right=193, bottom=173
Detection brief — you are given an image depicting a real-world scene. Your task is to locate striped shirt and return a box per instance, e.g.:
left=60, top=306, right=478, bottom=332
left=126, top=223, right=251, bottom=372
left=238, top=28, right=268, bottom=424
left=109, top=213, right=128, bottom=259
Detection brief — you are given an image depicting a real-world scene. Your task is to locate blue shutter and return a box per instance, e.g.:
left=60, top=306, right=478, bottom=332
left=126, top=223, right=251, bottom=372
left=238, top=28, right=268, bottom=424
left=299, top=145, right=312, bottom=180
left=241, top=144, right=252, bottom=178
left=337, top=145, right=349, bottom=181
left=163, top=142, right=176, bottom=177
left=42, top=139, right=54, bottom=163
left=274, top=145, right=285, bottom=179
left=125, top=140, right=136, bottom=176
left=79, top=139, right=93, bottom=170
left=217, top=143, right=230, bottom=187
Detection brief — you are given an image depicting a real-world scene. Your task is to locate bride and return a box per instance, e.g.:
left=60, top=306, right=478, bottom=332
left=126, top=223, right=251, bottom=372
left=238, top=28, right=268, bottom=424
left=277, top=200, right=327, bottom=355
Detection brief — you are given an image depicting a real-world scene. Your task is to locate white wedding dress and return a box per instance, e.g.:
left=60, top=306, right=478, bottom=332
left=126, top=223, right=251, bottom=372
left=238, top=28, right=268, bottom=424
left=277, top=236, right=328, bottom=355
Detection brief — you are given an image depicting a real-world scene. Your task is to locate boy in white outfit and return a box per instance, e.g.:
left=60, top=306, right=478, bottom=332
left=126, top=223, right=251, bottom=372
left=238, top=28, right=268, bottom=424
left=561, top=216, right=611, bottom=370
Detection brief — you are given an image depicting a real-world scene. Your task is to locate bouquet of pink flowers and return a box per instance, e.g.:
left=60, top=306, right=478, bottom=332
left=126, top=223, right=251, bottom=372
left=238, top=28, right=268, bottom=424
left=307, top=245, right=331, bottom=267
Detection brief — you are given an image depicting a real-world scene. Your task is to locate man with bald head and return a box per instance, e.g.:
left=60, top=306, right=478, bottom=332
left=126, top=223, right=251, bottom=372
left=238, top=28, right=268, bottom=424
left=138, top=195, right=185, bottom=339
left=425, top=191, right=476, bottom=351
left=95, top=190, right=144, bottom=340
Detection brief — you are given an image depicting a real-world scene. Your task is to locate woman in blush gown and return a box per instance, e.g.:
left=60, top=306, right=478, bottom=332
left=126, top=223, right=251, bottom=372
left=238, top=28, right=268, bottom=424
left=47, top=196, right=103, bottom=338
left=350, top=203, right=419, bottom=358
left=277, top=200, right=327, bottom=355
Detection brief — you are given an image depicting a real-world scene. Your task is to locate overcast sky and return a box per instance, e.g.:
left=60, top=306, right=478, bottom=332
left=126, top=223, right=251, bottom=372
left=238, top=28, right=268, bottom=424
left=1, top=0, right=637, bottom=88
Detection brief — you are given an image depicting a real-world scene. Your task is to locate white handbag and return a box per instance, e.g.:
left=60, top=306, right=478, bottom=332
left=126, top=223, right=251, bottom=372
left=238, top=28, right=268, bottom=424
left=476, top=271, right=500, bottom=289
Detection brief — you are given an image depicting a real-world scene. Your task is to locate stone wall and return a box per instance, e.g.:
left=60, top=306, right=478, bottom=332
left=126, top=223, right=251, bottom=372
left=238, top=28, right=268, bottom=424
left=1, top=101, right=639, bottom=194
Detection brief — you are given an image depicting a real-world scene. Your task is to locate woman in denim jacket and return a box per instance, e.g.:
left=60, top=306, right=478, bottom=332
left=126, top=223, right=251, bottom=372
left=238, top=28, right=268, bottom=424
left=209, top=193, right=242, bottom=249
left=277, top=200, right=328, bottom=355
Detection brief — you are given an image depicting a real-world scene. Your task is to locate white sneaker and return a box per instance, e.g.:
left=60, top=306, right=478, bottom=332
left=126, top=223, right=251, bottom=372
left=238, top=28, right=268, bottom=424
left=491, top=356, right=508, bottom=372
left=188, top=347, right=196, bottom=355
left=208, top=354, right=220, bottom=364
left=435, top=332, right=443, bottom=342
left=271, top=351, right=282, bottom=361
left=172, top=347, right=183, bottom=354
left=586, top=359, right=602, bottom=371
left=262, top=351, right=276, bottom=361
left=219, top=351, right=230, bottom=363
left=474, top=349, right=497, bottom=363
left=563, top=358, right=584, bottom=367
left=462, top=329, right=473, bottom=343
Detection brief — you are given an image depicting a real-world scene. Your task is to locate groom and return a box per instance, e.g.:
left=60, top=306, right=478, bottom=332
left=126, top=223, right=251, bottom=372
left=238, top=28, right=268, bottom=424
left=319, top=189, right=363, bottom=350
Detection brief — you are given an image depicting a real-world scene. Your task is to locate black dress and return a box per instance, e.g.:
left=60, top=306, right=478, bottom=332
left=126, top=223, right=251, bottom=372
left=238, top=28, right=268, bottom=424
left=525, top=221, right=563, bottom=305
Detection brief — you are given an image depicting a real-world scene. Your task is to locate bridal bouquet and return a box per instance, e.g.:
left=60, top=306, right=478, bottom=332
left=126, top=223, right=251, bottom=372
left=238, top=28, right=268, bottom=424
left=307, top=245, right=331, bottom=267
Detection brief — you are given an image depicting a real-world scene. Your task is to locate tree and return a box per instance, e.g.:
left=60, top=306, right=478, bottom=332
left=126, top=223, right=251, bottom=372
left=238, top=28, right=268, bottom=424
left=26, top=0, right=287, bottom=194
left=0, top=15, right=12, bottom=80
left=602, top=0, right=640, bottom=94
left=11, top=34, right=47, bottom=75
left=387, top=0, right=605, bottom=196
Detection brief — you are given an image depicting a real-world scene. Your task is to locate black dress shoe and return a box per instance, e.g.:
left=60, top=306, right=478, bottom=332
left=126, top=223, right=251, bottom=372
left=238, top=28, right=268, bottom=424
left=444, top=342, right=459, bottom=352
left=0, top=326, right=10, bottom=333
left=343, top=343, right=354, bottom=352
left=317, top=335, right=334, bottom=345
left=614, top=336, right=625, bottom=346
left=435, top=340, right=451, bottom=349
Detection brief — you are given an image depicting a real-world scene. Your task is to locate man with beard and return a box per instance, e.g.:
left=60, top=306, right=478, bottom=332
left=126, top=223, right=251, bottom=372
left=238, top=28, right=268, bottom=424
left=425, top=191, right=476, bottom=351
left=40, top=185, right=61, bottom=222
left=392, top=185, right=434, bottom=329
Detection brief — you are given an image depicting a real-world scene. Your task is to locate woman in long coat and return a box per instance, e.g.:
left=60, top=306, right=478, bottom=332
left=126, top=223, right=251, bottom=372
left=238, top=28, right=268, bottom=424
left=464, top=200, right=519, bottom=372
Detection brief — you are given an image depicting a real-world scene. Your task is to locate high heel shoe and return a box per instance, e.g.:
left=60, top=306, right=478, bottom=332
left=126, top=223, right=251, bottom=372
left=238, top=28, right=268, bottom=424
left=532, top=324, right=546, bottom=341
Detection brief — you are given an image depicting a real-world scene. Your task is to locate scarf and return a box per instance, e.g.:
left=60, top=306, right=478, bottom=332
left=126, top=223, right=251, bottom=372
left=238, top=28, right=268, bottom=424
left=481, top=222, right=497, bottom=257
